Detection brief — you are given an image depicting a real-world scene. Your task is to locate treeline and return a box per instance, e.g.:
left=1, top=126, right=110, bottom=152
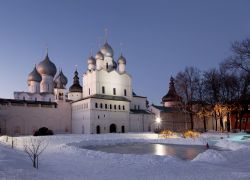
left=174, top=37, right=250, bottom=132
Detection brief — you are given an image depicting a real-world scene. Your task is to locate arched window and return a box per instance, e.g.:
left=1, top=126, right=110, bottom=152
left=110, top=104, right=112, bottom=109
left=121, top=126, right=125, bottom=133
left=96, top=125, right=101, bottom=134
left=95, top=103, right=98, bottom=108
left=118, top=105, right=121, bottom=110
left=105, top=104, right=107, bottom=109
left=124, top=89, right=127, bottom=96
left=114, top=105, right=116, bottom=110
left=123, top=105, right=125, bottom=110
left=106, top=63, right=108, bottom=69
left=100, top=103, right=103, bottom=109
left=102, top=86, right=105, bottom=94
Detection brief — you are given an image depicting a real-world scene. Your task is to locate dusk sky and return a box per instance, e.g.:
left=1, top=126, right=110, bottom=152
left=0, top=0, right=250, bottom=104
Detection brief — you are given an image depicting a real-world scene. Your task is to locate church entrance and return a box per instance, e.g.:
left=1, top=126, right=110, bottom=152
left=96, top=125, right=100, bottom=134
left=109, top=124, right=117, bottom=133
left=121, top=126, right=125, bottom=133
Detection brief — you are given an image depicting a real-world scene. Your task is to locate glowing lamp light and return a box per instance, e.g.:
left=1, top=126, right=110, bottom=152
left=156, top=117, right=161, bottom=124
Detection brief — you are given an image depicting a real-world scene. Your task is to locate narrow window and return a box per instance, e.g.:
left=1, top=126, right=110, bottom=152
left=98, top=115, right=100, bottom=119
left=95, top=103, right=98, bottom=108
left=124, top=89, right=127, bottom=96
left=114, top=105, right=117, bottom=110
left=118, top=105, right=121, bottom=110
left=110, top=104, right=112, bottom=109
left=100, top=103, right=103, bottom=109
left=106, top=63, right=108, bottom=69
left=102, top=86, right=105, bottom=94
left=89, top=88, right=90, bottom=95
left=134, top=105, right=136, bottom=110
left=123, top=105, right=125, bottom=110
left=113, top=88, right=116, bottom=95
left=138, top=105, right=140, bottom=110
left=105, top=104, right=108, bottom=109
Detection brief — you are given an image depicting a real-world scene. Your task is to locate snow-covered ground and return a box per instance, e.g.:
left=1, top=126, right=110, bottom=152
left=0, top=132, right=250, bottom=180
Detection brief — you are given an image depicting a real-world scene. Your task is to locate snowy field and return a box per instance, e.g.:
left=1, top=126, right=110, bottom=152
left=0, top=132, right=250, bottom=180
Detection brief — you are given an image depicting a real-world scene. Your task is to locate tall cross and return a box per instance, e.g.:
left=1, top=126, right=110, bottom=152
left=104, top=28, right=108, bottom=42
left=97, top=37, right=102, bottom=48
left=120, top=42, right=123, bottom=55
left=45, top=43, right=48, bottom=55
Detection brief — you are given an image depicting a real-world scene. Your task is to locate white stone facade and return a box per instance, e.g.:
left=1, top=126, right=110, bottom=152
left=0, top=41, right=154, bottom=135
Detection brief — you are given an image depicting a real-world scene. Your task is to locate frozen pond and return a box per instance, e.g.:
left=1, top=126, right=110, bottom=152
left=83, top=143, right=221, bottom=160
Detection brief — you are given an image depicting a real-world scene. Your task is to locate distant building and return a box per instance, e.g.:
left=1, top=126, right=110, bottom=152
left=149, top=77, right=191, bottom=131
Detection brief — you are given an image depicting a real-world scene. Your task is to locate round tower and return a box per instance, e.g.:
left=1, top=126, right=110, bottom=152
left=68, top=69, right=82, bottom=101
left=87, top=56, right=96, bottom=71
left=27, top=65, right=42, bottom=93
left=54, top=70, right=68, bottom=101
left=37, top=53, right=57, bottom=93
left=118, top=54, right=126, bottom=73
left=162, top=77, right=182, bottom=107
left=95, top=51, right=104, bottom=70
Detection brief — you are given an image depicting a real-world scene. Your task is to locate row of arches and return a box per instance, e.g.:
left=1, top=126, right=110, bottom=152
left=96, top=124, right=125, bottom=134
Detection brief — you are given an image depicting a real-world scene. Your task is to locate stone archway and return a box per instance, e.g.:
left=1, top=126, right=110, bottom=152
left=109, top=124, right=117, bottom=133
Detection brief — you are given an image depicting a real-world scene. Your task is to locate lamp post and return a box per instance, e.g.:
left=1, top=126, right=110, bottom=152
left=155, top=117, right=161, bottom=138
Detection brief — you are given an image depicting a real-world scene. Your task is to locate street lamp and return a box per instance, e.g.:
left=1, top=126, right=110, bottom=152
left=155, top=117, right=161, bottom=138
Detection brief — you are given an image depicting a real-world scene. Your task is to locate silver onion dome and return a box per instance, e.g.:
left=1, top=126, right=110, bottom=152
left=95, top=51, right=104, bottom=60
left=28, top=66, right=42, bottom=82
left=87, top=56, right=96, bottom=65
left=100, top=42, right=114, bottom=57
left=37, top=53, right=57, bottom=77
left=118, top=54, right=126, bottom=64
left=54, top=70, right=68, bottom=88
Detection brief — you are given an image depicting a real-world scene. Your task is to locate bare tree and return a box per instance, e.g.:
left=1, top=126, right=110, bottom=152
left=223, top=38, right=250, bottom=73
left=23, top=138, right=48, bottom=169
left=175, top=66, right=201, bottom=130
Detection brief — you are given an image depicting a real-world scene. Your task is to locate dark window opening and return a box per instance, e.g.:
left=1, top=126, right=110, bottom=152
left=102, top=86, right=105, bottom=94
left=114, top=105, right=117, bottom=110
left=106, top=63, right=108, bottom=69
left=95, top=103, right=98, bottom=108
left=96, top=125, right=100, bottom=134
left=121, top=126, right=125, bottom=133
left=100, top=103, right=103, bottom=109
left=110, top=104, right=112, bottom=109
left=113, top=88, right=116, bottom=95
left=124, top=89, right=127, bottom=96
left=89, top=88, right=90, bottom=95
left=105, top=104, right=108, bottom=109
left=118, top=105, right=121, bottom=110
left=123, top=105, right=125, bottom=110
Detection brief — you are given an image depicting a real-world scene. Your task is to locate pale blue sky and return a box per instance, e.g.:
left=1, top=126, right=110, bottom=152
left=0, top=0, right=250, bottom=104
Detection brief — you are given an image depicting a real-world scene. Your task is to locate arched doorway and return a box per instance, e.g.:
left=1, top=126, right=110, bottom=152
left=96, top=125, right=100, bottom=134
left=109, top=124, right=117, bottom=133
left=121, top=126, right=125, bottom=133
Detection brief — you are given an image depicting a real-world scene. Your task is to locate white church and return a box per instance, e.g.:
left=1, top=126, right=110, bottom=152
left=0, top=41, right=154, bottom=135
